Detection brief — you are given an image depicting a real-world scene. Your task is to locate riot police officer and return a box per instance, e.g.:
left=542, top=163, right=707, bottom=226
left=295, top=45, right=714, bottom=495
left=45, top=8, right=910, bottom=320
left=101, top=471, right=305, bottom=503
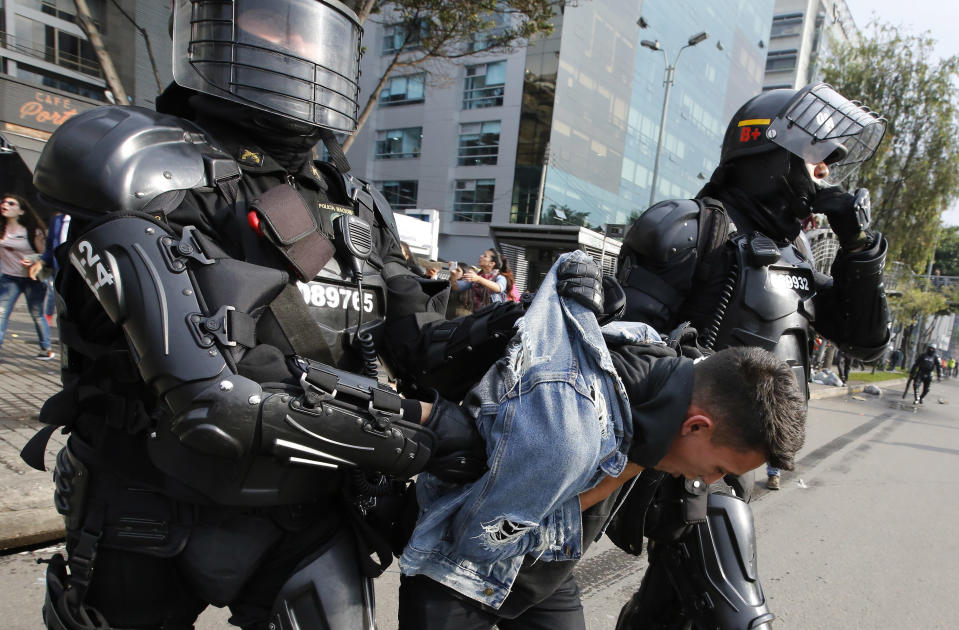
left=611, top=83, right=891, bottom=629
left=24, top=1, right=527, bottom=628
left=910, top=343, right=942, bottom=404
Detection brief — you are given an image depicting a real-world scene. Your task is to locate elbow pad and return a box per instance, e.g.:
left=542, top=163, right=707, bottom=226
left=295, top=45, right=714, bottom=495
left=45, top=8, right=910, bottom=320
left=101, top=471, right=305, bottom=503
left=68, top=213, right=228, bottom=406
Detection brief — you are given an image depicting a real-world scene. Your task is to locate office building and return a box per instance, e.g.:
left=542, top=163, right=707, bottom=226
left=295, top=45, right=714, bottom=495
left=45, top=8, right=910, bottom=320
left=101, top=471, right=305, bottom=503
left=0, top=0, right=171, bottom=170
left=763, top=0, right=856, bottom=91
left=349, top=0, right=773, bottom=285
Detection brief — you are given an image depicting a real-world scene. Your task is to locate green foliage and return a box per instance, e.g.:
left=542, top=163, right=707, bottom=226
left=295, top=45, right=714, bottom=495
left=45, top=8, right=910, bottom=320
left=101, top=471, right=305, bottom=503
left=820, top=23, right=959, bottom=271
left=340, top=0, right=561, bottom=151
left=934, top=225, right=959, bottom=276
left=888, top=285, right=948, bottom=329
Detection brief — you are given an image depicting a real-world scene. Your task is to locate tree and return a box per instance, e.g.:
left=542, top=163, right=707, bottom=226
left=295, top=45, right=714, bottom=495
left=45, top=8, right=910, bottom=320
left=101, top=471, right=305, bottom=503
left=339, top=0, right=561, bottom=152
left=934, top=225, right=959, bottom=276
left=820, top=23, right=959, bottom=271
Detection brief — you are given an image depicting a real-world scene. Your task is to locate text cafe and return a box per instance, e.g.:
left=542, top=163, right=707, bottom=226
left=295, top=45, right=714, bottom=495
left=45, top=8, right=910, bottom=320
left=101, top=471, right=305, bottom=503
left=0, top=75, right=100, bottom=171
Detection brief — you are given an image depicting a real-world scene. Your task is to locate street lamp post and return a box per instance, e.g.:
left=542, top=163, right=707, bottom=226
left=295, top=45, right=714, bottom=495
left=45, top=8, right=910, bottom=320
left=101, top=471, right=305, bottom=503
left=642, top=31, right=708, bottom=208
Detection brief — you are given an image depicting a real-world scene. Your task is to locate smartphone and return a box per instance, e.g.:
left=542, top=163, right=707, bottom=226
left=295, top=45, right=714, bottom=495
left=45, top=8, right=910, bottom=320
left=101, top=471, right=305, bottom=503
left=449, top=261, right=459, bottom=272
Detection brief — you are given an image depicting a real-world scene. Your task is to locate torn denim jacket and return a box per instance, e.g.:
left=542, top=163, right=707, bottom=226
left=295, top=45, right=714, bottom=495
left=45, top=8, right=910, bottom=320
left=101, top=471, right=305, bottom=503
left=399, top=251, right=656, bottom=609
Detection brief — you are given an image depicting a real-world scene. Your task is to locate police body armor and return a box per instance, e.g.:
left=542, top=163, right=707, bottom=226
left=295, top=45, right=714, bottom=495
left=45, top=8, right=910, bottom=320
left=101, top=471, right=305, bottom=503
left=31, top=106, right=434, bottom=630
left=613, top=207, right=820, bottom=630
left=706, top=231, right=817, bottom=400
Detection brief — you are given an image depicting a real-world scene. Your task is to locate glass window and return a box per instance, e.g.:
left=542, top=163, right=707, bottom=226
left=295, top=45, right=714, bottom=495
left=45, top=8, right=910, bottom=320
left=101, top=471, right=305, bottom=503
left=453, top=179, right=495, bottom=222
left=375, top=127, right=422, bottom=159
left=16, top=63, right=105, bottom=100
left=770, top=13, right=803, bottom=39
left=457, top=121, right=500, bottom=165
left=469, top=10, right=509, bottom=52
left=382, top=19, right=428, bottom=54
left=13, top=14, right=101, bottom=77
left=379, top=73, right=426, bottom=106
left=765, top=50, right=798, bottom=73
left=379, top=180, right=419, bottom=210
left=463, top=61, right=506, bottom=109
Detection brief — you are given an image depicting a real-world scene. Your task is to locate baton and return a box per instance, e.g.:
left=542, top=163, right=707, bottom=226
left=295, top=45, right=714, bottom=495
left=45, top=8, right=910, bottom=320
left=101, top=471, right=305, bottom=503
left=901, top=375, right=914, bottom=399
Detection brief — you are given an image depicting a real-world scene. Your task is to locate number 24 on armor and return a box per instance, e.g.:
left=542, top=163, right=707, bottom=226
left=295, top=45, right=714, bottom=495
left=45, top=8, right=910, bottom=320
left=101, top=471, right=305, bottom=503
left=72, top=240, right=115, bottom=290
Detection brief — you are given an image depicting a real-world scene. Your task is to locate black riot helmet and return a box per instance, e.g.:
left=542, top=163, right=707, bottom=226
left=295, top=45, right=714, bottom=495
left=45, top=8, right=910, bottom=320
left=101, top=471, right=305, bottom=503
left=172, top=0, right=362, bottom=134
left=720, top=83, right=886, bottom=186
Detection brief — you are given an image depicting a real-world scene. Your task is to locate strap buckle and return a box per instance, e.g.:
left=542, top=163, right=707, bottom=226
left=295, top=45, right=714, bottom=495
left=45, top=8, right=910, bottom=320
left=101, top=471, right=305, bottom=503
left=188, top=305, right=236, bottom=348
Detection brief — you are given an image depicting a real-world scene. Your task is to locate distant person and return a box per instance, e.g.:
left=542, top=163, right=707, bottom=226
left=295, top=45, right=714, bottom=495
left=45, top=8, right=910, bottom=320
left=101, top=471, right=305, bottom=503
left=0, top=194, right=53, bottom=360
left=450, top=248, right=510, bottom=309
left=400, top=240, right=433, bottom=278
left=887, top=347, right=904, bottom=371
left=839, top=352, right=853, bottom=385
left=910, top=344, right=942, bottom=404
left=34, top=212, right=71, bottom=326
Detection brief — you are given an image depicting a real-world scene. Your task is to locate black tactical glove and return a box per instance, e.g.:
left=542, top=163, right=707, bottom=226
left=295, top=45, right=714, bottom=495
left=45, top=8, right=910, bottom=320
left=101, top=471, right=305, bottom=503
left=557, top=258, right=626, bottom=325
left=665, top=321, right=705, bottom=359
left=812, top=186, right=872, bottom=249
left=420, top=392, right=487, bottom=484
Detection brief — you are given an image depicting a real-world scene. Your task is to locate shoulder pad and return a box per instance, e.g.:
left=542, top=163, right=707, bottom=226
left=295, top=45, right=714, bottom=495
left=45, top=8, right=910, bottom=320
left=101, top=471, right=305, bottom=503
left=34, top=106, right=239, bottom=217
left=621, top=199, right=701, bottom=265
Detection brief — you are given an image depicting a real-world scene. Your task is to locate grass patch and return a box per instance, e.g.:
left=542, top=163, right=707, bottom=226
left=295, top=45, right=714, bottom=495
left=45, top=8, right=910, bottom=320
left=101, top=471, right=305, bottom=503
left=848, top=370, right=908, bottom=383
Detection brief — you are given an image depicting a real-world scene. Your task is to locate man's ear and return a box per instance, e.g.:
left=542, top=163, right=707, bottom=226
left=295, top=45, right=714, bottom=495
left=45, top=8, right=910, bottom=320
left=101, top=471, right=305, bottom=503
left=680, top=407, right=715, bottom=437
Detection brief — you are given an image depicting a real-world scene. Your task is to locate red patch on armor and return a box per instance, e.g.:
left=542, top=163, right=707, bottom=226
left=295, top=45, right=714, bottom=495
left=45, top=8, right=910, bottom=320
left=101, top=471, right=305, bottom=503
left=739, top=127, right=762, bottom=142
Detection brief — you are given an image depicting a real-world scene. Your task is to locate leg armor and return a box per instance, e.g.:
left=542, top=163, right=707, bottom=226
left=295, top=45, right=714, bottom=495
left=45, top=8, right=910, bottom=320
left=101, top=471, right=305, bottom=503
left=270, top=527, right=375, bottom=630
left=615, top=493, right=774, bottom=630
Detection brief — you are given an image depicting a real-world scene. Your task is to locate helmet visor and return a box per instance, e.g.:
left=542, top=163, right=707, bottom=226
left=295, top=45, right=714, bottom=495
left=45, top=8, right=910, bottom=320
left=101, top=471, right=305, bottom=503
left=173, top=0, right=362, bottom=132
left=767, top=83, right=886, bottom=185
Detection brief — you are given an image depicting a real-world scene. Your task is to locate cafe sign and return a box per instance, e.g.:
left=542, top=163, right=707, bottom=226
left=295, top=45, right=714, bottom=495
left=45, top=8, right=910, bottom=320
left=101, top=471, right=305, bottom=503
left=1, top=77, right=99, bottom=134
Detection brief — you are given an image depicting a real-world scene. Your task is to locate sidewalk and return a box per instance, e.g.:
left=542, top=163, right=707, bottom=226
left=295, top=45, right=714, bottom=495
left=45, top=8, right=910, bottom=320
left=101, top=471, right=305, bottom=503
left=0, top=299, right=67, bottom=551
left=808, top=375, right=908, bottom=400
left=0, top=301, right=915, bottom=551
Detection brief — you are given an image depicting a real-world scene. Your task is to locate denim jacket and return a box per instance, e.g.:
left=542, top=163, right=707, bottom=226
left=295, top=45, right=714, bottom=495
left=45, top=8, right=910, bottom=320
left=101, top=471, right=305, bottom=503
left=400, top=251, right=657, bottom=608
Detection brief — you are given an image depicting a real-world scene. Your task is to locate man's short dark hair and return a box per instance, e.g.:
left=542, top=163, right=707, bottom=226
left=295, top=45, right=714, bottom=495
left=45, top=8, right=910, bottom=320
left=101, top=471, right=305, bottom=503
left=691, top=347, right=806, bottom=470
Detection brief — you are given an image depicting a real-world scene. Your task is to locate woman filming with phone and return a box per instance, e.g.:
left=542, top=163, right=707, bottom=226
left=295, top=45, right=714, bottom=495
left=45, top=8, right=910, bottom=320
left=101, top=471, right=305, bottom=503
left=449, top=248, right=515, bottom=311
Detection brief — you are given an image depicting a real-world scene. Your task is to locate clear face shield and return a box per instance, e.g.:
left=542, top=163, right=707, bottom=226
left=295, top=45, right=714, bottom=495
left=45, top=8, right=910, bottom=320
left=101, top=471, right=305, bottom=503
left=172, top=0, right=362, bottom=133
left=766, top=83, right=886, bottom=186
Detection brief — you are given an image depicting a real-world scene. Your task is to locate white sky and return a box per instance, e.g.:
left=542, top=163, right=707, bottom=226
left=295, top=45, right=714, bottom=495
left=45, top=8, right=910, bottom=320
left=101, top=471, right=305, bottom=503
left=841, top=0, right=959, bottom=226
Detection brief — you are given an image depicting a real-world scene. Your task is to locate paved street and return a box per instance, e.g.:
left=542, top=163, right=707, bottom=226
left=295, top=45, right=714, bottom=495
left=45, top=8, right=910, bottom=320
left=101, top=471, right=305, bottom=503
left=0, top=354, right=955, bottom=627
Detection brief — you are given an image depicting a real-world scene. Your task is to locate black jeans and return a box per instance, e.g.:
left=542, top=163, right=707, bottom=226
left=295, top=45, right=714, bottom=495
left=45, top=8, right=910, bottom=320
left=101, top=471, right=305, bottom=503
left=398, top=573, right=587, bottom=630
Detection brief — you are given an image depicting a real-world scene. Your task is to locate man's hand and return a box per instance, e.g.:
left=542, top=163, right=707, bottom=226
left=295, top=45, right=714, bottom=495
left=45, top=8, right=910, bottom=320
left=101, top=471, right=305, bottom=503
left=420, top=394, right=487, bottom=484
left=813, top=186, right=872, bottom=249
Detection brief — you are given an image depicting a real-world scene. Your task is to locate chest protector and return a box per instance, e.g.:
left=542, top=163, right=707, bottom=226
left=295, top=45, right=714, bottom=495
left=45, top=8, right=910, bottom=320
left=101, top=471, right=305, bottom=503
left=706, top=232, right=816, bottom=399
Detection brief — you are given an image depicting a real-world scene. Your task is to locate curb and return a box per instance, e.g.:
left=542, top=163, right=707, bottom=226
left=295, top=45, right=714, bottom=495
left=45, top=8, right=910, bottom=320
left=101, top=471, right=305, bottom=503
left=808, top=377, right=908, bottom=400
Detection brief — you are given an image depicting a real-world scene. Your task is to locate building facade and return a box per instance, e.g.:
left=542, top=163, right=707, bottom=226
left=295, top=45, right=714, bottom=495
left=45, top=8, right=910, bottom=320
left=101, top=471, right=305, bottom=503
left=0, top=0, right=171, bottom=171
left=762, top=0, right=856, bottom=91
left=349, top=0, right=773, bottom=272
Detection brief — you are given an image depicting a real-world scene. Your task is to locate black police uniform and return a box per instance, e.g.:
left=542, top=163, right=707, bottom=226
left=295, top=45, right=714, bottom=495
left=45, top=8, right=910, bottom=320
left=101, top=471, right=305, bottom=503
left=25, top=88, right=521, bottom=630
left=910, top=346, right=942, bottom=403
left=611, top=83, right=890, bottom=629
